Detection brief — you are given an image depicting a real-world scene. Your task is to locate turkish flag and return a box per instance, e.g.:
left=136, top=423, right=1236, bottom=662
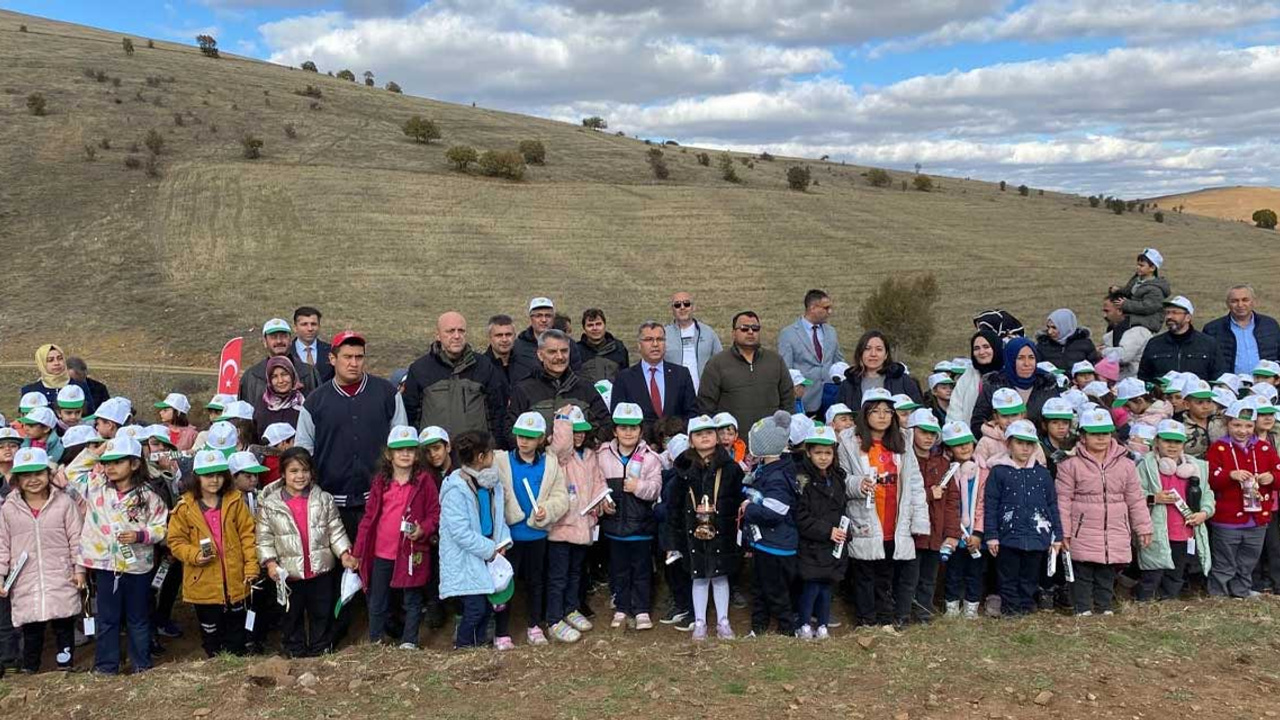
left=218, top=337, right=244, bottom=394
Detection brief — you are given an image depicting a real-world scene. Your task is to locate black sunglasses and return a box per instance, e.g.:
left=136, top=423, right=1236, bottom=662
left=736, top=325, right=761, bottom=333
left=672, top=301, right=692, bottom=308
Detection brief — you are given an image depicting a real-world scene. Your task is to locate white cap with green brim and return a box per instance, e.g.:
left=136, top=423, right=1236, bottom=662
left=1212, top=387, right=1238, bottom=408
left=907, top=408, right=941, bottom=434
left=1253, top=360, right=1280, bottom=379
left=824, top=403, right=853, bottom=426
left=1158, top=371, right=1180, bottom=390
left=1078, top=408, right=1116, bottom=434
left=1004, top=419, right=1039, bottom=443
left=612, top=402, right=644, bottom=426
left=1253, top=398, right=1277, bottom=416
left=387, top=425, right=420, bottom=449
left=418, top=425, right=451, bottom=445
left=1041, top=397, right=1076, bottom=421
left=991, top=388, right=1026, bottom=415
left=513, top=412, right=548, bottom=438
left=228, top=450, right=269, bottom=475
left=687, top=415, right=717, bottom=434
left=193, top=449, right=230, bottom=475
left=99, top=436, right=143, bottom=462
left=19, top=407, right=57, bottom=430
left=828, top=362, right=850, bottom=382
left=145, top=423, right=176, bottom=448
left=804, top=425, right=838, bottom=446
left=861, top=388, right=893, bottom=407
left=56, top=384, right=86, bottom=409
left=118, top=425, right=147, bottom=443
left=1224, top=400, right=1256, bottom=421
left=563, top=406, right=591, bottom=433
left=1130, top=423, right=1157, bottom=442
left=263, top=422, right=296, bottom=447
left=933, top=360, right=953, bottom=373
left=1163, top=295, right=1194, bottom=314
left=0, top=428, right=21, bottom=445
left=941, top=421, right=976, bottom=447
left=11, top=447, right=49, bottom=474
left=789, top=369, right=813, bottom=387
left=1059, top=388, right=1088, bottom=411
left=712, top=412, right=737, bottom=429
left=1071, top=361, right=1096, bottom=377
left=891, top=393, right=920, bottom=411
left=88, top=397, right=132, bottom=427
left=1082, top=381, right=1110, bottom=400
left=19, top=391, right=48, bottom=413
left=262, top=318, right=291, bottom=336
left=206, top=393, right=235, bottom=410
left=593, top=380, right=612, bottom=407
left=789, top=414, right=816, bottom=447
left=950, top=358, right=973, bottom=372
left=1112, top=377, right=1148, bottom=407
left=1156, top=419, right=1188, bottom=442
left=154, top=392, right=191, bottom=415
left=665, top=433, right=689, bottom=458
left=220, top=400, right=255, bottom=422
left=1251, top=383, right=1278, bottom=404
left=1037, top=362, right=1064, bottom=376
left=927, top=372, right=955, bottom=390
left=205, top=421, right=238, bottom=452
left=1182, top=378, right=1214, bottom=400
left=62, top=425, right=104, bottom=447
left=1212, top=372, right=1241, bottom=391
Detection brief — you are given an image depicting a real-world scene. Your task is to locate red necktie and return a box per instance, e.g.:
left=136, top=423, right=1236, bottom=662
left=812, top=325, right=824, bottom=362
left=649, top=367, right=663, bottom=418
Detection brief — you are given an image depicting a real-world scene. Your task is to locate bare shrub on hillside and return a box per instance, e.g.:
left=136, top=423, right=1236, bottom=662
left=283, top=122, right=297, bottom=139
left=144, top=129, right=164, bottom=155
left=1254, top=209, right=1278, bottom=229
left=999, top=180, right=1007, bottom=191
left=786, top=165, right=811, bottom=191
left=446, top=145, right=478, bottom=171
left=519, top=140, right=546, bottom=165
left=145, top=155, right=161, bottom=178
left=99, top=138, right=111, bottom=150
left=112, top=77, right=122, bottom=87
left=123, top=38, right=134, bottom=56
left=173, top=112, right=185, bottom=127
left=124, top=155, right=142, bottom=169
left=717, top=153, right=739, bottom=183
left=241, top=134, right=264, bottom=159
left=696, top=152, right=710, bottom=167
left=860, top=273, right=940, bottom=357
left=83, top=144, right=97, bottom=161
left=912, top=175, right=933, bottom=192
left=386, top=81, right=402, bottom=93
left=1088, top=196, right=1101, bottom=208
left=337, top=69, right=356, bottom=82
left=478, top=150, right=526, bottom=181
left=866, top=168, right=891, bottom=187
left=402, top=116, right=441, bottom=144
left=1018, top=184, right=1030, bottom=196
left=147, top=39, right=154, bottom=49
left=1154, top=211, right=1165, bottom=223
left=759, top=151, right=775, bottom=161
left=301, top=60, right=318, bottom=72
left=309, top=102, right=322, bottom=111
left=196, top=34, right=219, bottom=58
left=646, top=147, right=669, bottom=180
left=26, top=93, right=46, bottom=116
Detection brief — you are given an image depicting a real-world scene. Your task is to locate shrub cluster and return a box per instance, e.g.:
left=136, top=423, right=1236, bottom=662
left=647, top=147, right=669, bottom=180
left=478, top=150, right=526, bottom=180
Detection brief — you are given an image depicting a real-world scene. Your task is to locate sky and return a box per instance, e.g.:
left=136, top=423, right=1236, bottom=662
left=11, top=0, right=1280, bottom=196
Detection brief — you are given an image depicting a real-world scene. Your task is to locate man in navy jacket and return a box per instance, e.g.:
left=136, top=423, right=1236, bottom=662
left=1202, top=285, right=1280, bottom=375
left=612, top=321, right=698, bottom=424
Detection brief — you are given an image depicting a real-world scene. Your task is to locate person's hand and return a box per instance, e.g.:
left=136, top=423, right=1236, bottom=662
left=1061, top=538, right=1071, bottom=552
left=967, top=534, right=981, bottom=549
left=942, top=538, right=958, bottom=551
left=623, top=478, right=638, bottom=493
left=1231, top=469, right=1254, bottom=483
left=930, top=485, right=944, bottom=501
left=602, top=498, right=617, bottom=515
left=860, top=479, right=876, bottom=494
left=266, top=561, right=280, bottom=581
left=496, top=544, right=509, bottom=556
left=116, top=531, right=138, bottom=545
left=1153, top=490, right=1177, bottom=504
left=72, top=572, right=87, bottom=590
left=1187, top=511, right=1208, bottom=527
left=830, top=526, right=847, bottom=543
left=408, top=523, right=424, bottom=541
left=341, top=552, right=359, bottom=570
left=193, top=552, right=214, bottom=567
left=738, top=501, right=749, bottom=521
left=1258, top=473, right=1275, bottom=486
left=1050, top=541, right=1062, bottom=553
left=986, top=539, right=1000, bottom=556
left=1139, top=533, right=1153, bottom=548
left=533, top=507, right=547, bottom=522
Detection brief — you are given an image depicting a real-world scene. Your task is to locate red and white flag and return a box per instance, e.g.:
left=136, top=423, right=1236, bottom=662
left=218, top=337, right=244, bottom=394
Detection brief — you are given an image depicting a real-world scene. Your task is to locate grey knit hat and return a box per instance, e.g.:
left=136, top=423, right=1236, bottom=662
left=749, top=410, right=792, bottom=458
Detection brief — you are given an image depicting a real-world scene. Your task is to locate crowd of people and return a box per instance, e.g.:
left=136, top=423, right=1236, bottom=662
left=2, top=248, right=1280, bottom=675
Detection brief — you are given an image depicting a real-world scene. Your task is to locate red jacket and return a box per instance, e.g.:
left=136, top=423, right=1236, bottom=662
left=1208, top=438, right=1280, bottom=526
left=353, top=470, right=441, bottom=588
left=914, top=450, right=952, bottom=550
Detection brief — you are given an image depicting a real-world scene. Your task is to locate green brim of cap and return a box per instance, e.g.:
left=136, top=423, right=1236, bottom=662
left=1255, top=371, right=1279, bottom=378
left=994, top=405, right=1027, bottom=416
left=571, top=422, right=592, bottom=433
left=1112, top=396, right=1142, bottom=408
left=1185, top=391, right=1214, bottom=400
left=797, top=379, right=814, bottom=387
left=1007, top=432, right=1038, bottom=443
left=933, top=379, right=956, bottom=386
left=1072, top=371, right=1096, bottom=378
left=56, top=401, right=85, bottom=409
left=1043, top=412, right=1074, bottom=421
left=195, top=463, right=230, bottom=475
left=803, top=437, right=836, bottom=446
left=943, top=434, right=976, bottom=447
left=1257, top=407, right=1278, bottom=415
left=1156, top=432, right=1187, bottom=442
left=488, top=580, right=515, bottom=606
left=914, top=425, right=942, bottom=435
left=236, top=463, right=269, bottom=474
left=388, top=440, right=420, bottom=449
left=1081, top=424, right=1116, bottom=434
left=513, top=427, right=545, bottom=438
left=98, top=451, right=138, bottom=462
left=151, top=435, right=177, bottom=448
left=11, top=461, right=49, bottom=474
left=420, top=436, right=447, bottom=445
left=896, top=402, right=922, bottom=411
left=153, top=402, right=175, bottom=409
left=612, top=418, right=643, bottom=426
left=17, top=418, right=51, bottom=427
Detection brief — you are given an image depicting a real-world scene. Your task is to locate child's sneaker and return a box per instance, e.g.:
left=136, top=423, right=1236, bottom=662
left=984, top=595, right=1002, bottom=618
left=1078, top=610, right=1093, bottom=617
left=691, top=621, right=708, bottom=641
left=566, top=611, right=593, bottom=632
left=610, top=612, right=627, bottom=629
left=945, top=600, right=960, bottom=617
left=815, top=625, right=830, bottom=640
left=634, top=613, right=654, bottom=630
left=796, top=624, right=814, bottom=640
left=549, top=621, right=581, bottom=643
left=155, top=620, right=183, bottom=639
left=493, top=636, right=515, bottom=651
left=717, top=619, right=736, bottom=640
left=527, top=627, right=549, bottom=646
left=397, top=642, right=418, bottom=650
left=962, top=601, right=980, bottom=619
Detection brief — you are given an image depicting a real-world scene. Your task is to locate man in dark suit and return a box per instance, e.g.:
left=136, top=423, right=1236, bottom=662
left=612, top=321, right=697, bottom=424
left=291, top=305, right=334, bottom=388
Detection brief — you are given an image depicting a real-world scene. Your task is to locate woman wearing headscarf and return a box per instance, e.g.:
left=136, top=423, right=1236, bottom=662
left=968, top=337, right=1061, bottom=436
left=251, top=356, right=305, bottom=438
left=1036, top=309, right=1101, bottom=372
left=947, top=330, right=1004, bottom=426
left=836, top=331, right=923, bottom=413
left=20, top=344, right=97, bottom=416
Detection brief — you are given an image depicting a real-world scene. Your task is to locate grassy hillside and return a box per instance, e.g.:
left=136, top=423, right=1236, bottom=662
left=1145, top=186, right=1280, bottom=224
left=3, top=10, right=1279, bottom=384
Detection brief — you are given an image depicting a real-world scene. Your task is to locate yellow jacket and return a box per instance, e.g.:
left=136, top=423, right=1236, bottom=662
left=167, top=489, right=259, bottom=605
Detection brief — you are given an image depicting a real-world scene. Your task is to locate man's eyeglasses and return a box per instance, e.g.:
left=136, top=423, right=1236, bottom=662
left=672, top=301, right=692, bottom=309
left=736, top=325, right=761, bottom=333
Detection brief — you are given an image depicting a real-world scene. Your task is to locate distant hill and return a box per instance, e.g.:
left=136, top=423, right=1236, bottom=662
left=1144, top=186, right=1280, bottom=224
left=2, top=9, right=1278, bottom=382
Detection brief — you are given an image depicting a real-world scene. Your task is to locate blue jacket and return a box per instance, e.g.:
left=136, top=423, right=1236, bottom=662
left=437, top=470, right=511, bottom=600
left=20, top=379, right=97, bottom=416
left=741, top=456, right=800, bottom=555
left=1202, top=312, right=1280, bottom=374
left=981, top=461, right=1063, bottom=552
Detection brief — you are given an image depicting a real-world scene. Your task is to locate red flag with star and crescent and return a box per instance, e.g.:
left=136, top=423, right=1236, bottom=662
left=218, top=337, right=244, bottom=395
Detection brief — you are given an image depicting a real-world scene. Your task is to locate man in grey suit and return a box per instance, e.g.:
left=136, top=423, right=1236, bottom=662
left=777, top=289, right=844, bottom=414
left=663, top=291, right=723, bottom=392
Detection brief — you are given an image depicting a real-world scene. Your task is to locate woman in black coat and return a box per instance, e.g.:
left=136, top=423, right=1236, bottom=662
left=969, top=336, right=1062, bottom=435
left=1035, top=309, right=1101, bottom=371
left=837, top=331, right=923, bottom=412
left=793, top=432, right=849, bottom=637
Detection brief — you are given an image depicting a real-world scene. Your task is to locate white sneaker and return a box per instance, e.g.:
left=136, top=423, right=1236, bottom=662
left=815, top=625, right=830, bottom=640
left=796, top=624, right=813, bottom=640
left=944, top=600, right=960, bottom=617
left=1078, top=610, right=1093, bottom=617
left=634, top=613, right=654, bottom=630
left=1102, top=610, right=1114, bottom=616
left=610, top=612, right=626, bottom=629
left=397, top=642, right=417, bottom=650
left=962, top=601, right=980, bottom=619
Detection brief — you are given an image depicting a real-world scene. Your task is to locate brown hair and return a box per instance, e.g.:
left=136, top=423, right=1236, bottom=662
left=278, top=446, right=314, bottom=476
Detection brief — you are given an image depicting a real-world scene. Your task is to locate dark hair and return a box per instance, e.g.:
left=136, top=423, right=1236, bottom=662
left=552, top=313, right=571, bottom=332
left=183, top=470, right=229, bottom=497
left=487, top=314, right=514, bottom=331
left=1104, top=290, right=1126, bottom=304
left=581, top=308, right=606, bottom=326
left=648, top=415, right=686, bottom=449
left=454, top=431, right=494, bottom=466
left=279, top=446, right=314, bottom=475
left=419, top=440, right=456, bottom=473
left=803, top=289, right=829, bottom=310
left=855, top=400, right=905, bottom=453
left=67, top=356, right=89, bottom=373
left=160, top=404, right=190, bottom=427
left=293, top=306, right=322, bottom=322
left=731, top=311, right=759, bottom=329
left=852, top=330, right=895, bottom=377
left=800, top=445, right=843, bottom=480
left=230, top=418, right=256, bottom=451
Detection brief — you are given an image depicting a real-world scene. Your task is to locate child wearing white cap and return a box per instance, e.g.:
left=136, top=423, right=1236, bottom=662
left=975, top=389, right=1047, bottom=468
left=905, top=409, right=950, bottom=623
left=1254, top=398, right=1278, bottom=447
left=1114, top=378, right=1172, bottom=430
left=824, top=404, right=855, bottom=435
left=350, top=427, right=441, bottom=649
left=492, top=412, right=570, bottom=647
left=937, top=422, right=987, bottom=618
left=19, top=407, right=64, bottom=464
left=1173, top=379, right=1223, bottom=459
left=154, top=393, right=198, bottom=451
left=1205, top=402, right=1280, bottom=598
left=713, top=413, right=749, bottom=471
left=544, top=406, right=606, bottom=643
left=1109, top=247, right=1171, bottom=332
left=1134, top=420, right=1212, bottom=601
left=55, top=384, right=86, bottom=429
left=1037, top=398, right=1077, bottom=476
left=0, top=446, right=84, bottom=673
left=926, top=372, right=955, bottom=427
left=792, top=425, right=847, bottom=639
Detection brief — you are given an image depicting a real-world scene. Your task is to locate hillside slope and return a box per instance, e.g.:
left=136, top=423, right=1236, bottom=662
left=2, top=10, right=1277, bottom=376
left=1145, top=186, right=1280, bottom=224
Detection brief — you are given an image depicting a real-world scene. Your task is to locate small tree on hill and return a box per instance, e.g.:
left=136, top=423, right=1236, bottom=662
left=582, top=116, right=607, bottom=130
left=478, top=150, right=526, bottom=180
left=999, top=180, right=1006, bottom=192
left=518, top=140, right=546, bottom=165
left=385, top=81, right=402, bottom=93
left=1254, top=209, right=1278, bottom=230
left=302, top=60, right=318, bottom=72
left=859, top=273, right=941, bottom=357
left=402, top=115, right=441, bottom=143
left=759, top=151, right=775, bottom=162
left=296, top=85, right=323, bottom=99
left=786, top=165, right=811, bottom=191
left=363, top=71, right=375, bottom=87
left=336, top=69, right=356, bottom=82
left=646, top=147, right=669, bottom=180
left=696, top=152, right=710, bottom=167
left=241, top=133, right=264, bottom=159
left=446, top=145, right=478, bottom=171
left=122, top=37, right=134, bottom=56
left=144, top=128, right=164, bottom=155
left=912, top=175, right=933, bottom=192
left=1088, top=195, right=1100, bottom=208
left=196, top=34, right=219, bottom=58
left=717, top=153, right=739, bottom=183
left=866, top=168, right=891, bottom=187
left=26, top=93, right=46, bottom=116
left=1154, top=211, right=1165, bottom=223
left=1017, top=184, right=1029, bottom=196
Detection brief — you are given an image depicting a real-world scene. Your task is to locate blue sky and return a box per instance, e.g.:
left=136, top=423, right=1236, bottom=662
left=12, top=0, right=1280, bottom=195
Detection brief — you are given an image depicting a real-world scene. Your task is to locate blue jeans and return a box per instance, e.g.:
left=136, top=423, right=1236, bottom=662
left=545, top=542, right=586, bottom=624
left=93, top=569, right=152, bottom=674
left=453, top=594, right=492, bottom=649
left=368, top=558, right=424, bottom=646
left=796, top=580, right=832, bottom=628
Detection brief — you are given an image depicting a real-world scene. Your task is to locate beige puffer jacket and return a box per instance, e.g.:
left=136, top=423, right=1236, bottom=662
left=255, top=480, right=351, bottom=579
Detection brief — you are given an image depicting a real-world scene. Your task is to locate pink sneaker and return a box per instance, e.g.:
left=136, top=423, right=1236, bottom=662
left=691, top=620, right=708, bottom=641
left=716, top=619, right=735, bottom=640
left=527, top=627, right=549, bottom=646
left=493, top=636, right=515, bottom=651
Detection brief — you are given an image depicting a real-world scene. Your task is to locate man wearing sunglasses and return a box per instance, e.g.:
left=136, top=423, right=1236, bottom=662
left=697, top=311, right=793, bottom=432
left=663, top=291, right=723, bottom=392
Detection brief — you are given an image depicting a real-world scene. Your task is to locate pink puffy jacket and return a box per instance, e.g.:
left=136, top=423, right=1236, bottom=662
left=1056, top=440, right=1153, bottom=565
left=547, top=417, right=606, bottom=545
left=0, top=488, right=84, bottom=625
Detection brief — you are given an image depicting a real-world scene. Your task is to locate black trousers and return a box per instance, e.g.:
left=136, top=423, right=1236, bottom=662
left=151, top=553, right=183, bottom=627
left=750, top=552, right=797, bottom=633
left=997, top=547, right=1044, bottom=615
left=914, top=549, right=942, bottom=621
left=21, top=616, right=76, bottom=671
left=1254, top=514, right=1280, bottom=591
left=1138, top=541, right=1192, bottom=601
left=1072, top=561, right=1118, bottom=614
left=851, top=543, right=918, bottom=626
left=367, top=558, right=424, bottom=646
left=194, top=603, right=247, bottom=657
left=0, top=596, right=18, bottom=668
left=282, top=572, right=336, bottom=657
left=608, top=539, right=653, bottom=616
left=546, top=542, right=587, bottom=624
left=496, top=538, right=549, bottom=635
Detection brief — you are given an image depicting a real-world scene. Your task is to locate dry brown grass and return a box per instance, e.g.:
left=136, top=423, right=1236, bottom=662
left=1146, top=185, right=1280, bottom=224
left=2, top=9, right=1279, bottom=385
